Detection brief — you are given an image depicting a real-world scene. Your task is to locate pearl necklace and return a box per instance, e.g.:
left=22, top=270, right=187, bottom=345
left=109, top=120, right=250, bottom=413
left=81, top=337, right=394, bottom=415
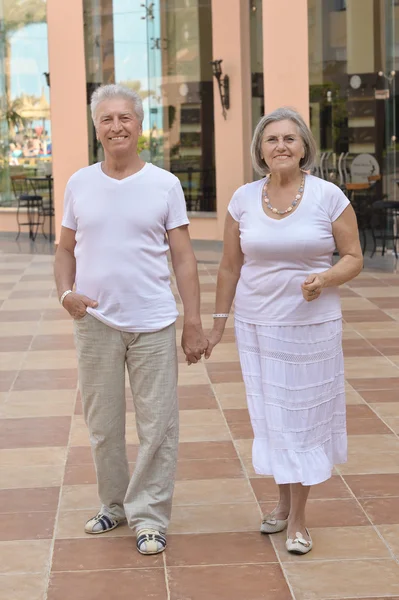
left=263, top=173, right=305, bottom=215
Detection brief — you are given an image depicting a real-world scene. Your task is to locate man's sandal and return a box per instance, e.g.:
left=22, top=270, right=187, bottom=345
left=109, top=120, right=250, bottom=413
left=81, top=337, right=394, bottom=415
left=85, top=512, right=124, bottom=534
left=136, top=529, right=167, bottom=555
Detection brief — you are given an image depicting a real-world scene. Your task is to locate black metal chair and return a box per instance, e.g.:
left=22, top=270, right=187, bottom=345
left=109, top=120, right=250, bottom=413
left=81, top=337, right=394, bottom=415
left=11, top=175, right=44, bottom=241
left=27, top=177, right=54, bottom=240
left=370, top=200, right=399, bottom=258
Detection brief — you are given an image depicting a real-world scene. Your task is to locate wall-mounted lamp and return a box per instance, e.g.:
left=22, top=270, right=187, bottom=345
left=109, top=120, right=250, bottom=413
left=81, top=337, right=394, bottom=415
left=43, top=72, right=50, bottom=87
left=211, top=59, right=230, bottom=120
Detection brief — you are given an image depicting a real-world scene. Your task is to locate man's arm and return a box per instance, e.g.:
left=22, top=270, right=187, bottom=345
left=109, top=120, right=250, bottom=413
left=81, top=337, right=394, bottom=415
left=168, top=225, right=207, bottom=365
left=54, top=226, right=98, bottom=319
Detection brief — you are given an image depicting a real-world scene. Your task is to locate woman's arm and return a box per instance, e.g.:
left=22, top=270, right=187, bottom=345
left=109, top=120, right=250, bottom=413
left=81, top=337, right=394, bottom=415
left=302, top=204, right=363, bottom=301
left=205, top=213, right=243, bottom=357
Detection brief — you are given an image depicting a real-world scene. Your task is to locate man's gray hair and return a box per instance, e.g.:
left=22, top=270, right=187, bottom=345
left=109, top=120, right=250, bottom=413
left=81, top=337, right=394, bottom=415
left=251, top=107, right=317, bottom=176
left=91, top=84, right=144, bottom=125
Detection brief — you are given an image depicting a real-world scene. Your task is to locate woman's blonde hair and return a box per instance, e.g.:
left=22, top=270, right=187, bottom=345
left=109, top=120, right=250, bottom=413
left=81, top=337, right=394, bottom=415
left=251, top=107, right=317, bottom=176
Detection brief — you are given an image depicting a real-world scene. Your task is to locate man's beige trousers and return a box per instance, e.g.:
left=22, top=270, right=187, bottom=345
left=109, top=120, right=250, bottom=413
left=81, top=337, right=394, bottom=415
left=74, top=314, right=178, bottom=534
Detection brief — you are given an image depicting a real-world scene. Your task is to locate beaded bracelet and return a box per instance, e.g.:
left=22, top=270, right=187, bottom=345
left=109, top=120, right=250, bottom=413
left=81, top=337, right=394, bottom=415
left=213, top=313, right=229, bottom=318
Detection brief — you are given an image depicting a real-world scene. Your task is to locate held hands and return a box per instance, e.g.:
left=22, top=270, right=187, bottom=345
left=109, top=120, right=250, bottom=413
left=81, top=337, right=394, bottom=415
left=301, top=273, right=326, bottom=302
left=62, top=292, right=98, bottom=319
left=181, top=322, right=209, bottom=366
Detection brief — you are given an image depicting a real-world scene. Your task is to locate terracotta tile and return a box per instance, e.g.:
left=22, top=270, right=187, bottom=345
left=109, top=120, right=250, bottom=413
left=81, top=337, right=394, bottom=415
left=360, top=497, right=399, bottom=524
left=173, top=479, right=254, bottom=505
left=342, top=338, right=380, bottom=356
left=208, top=370, right=244, bottom=384
left=285, top=559, right=399, bottom=600
left=378, top=524, right=399, bottom=560
left=206, top=361, right=242, bottom=375
left=166, top=532, right=276, bottom=566
left=361, top=389, right=399, bottom=402
left=0, top=309, right=43, bottom=322
left=0, top=446, right=67, bottom=467
left=169, top=503, right=261, bottom=534
left=213, top=382, right=247, bottom=409
left=343, top=309, right=394, bottom=322
left=48, top=570, right=167, bottom=600
left=13, top=368, right=78, bottom=390
left=178, top=441, right=238, bottom=460
left=370, top=402, right=399, bottom=418
left=31, top=334, right=75, bottom=350
left=0, top=336, right=33, bottom=351
left=167, top=564, right=291, bottom=600
left=366, top=338, right=399, bottom=353
left=346, top=405, right=392, bottom=434
left=59, top=484, right=98, bottom=511
left=0, top=539, right=51, bottom=574
left=349, top=377, right=399, bottom=391
left=251, top=476, right=350, bottom=503
left=0, top=574, right=46, bottom=600
left=0, top=416, right=71, bottom=448
left=0, top=487, right=59, bottom=513
left=372, top=297, right=399, bottom=309
left=344, top=356, right=399, bottom=378
left=0, top=511, right=55, bottom=541
left=42, top=309, right=72, bottom=320
left=349, top=278, right=389, bottom=287
left=0, top=390, right=76, bottom=419
left=0, top=370, right=17, bottom=392
left=274, top=526, right=390, bottom=562
left=176, top=458, right=244, bottom=480
left=52, top=537, right=163, bottom=571
left=339, top=435, right=399, bottom=474
left=63, top=463, right=97, bottom=485
left=0, top=465, right=64, bottom=489
left=9, top=289, right=51, bottom=299
left=260, top=498, right=369, bottom=528
left=344, top=474, right=399, bottom=498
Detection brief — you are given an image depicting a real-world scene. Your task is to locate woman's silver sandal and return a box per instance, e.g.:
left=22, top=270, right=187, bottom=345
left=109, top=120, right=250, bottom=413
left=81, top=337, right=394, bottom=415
left=286, top=529, right=313, bottom=554
left=260, top=512, right=288, bottom=534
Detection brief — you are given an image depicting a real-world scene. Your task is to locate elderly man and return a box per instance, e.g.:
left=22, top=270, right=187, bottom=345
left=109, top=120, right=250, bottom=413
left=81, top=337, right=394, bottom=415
left=54, top=84, right=207, bottom=555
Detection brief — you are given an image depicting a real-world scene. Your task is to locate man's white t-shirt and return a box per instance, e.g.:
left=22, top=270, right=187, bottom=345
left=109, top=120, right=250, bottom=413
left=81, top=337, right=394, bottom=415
left=228, top=174, right=350, bottom=326
left=62, top=162, right=189, bottom=332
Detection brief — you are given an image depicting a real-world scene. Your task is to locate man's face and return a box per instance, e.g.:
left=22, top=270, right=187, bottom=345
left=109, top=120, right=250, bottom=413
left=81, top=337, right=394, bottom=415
left=95, top=97, right=142, bottom=158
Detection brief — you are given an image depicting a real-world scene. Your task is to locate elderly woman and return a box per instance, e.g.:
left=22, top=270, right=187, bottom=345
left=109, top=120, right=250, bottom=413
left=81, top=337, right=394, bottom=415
left=206, top=107, right=363, bottom=554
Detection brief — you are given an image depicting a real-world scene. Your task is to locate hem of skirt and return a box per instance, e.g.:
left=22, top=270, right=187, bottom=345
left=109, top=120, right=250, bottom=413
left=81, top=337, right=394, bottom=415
left=253, top=459, right=347, bottom=487
left=234, top=314, right=342, bottom=327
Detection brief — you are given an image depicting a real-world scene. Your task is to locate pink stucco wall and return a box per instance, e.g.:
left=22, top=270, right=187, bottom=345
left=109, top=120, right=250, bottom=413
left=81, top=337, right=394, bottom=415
left=47, top=0, right=89, bottom=244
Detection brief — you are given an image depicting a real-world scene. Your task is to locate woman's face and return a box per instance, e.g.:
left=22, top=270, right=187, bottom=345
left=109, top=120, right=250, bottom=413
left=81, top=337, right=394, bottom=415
left=261, top=119, right=305, bottom=174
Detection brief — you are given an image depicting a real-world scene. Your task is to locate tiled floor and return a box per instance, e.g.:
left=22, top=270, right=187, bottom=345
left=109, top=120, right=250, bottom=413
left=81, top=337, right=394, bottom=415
left=1, top=249, right=399, bottom=600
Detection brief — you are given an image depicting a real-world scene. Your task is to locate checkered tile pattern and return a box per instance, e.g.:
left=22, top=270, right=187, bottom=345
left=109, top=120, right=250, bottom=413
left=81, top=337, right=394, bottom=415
left=1, top=250, right=399, bottom=600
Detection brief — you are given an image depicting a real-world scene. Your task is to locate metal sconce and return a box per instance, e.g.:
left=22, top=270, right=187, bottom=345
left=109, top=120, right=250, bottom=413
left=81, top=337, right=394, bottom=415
left=211, top=59, right=230, bottom=119
left=43, top=72, right=50, bottom=87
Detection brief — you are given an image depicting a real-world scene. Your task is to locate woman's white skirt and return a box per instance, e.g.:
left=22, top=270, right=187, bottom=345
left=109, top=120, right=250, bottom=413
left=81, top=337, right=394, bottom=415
left=235, top=318, right=347, bottom=486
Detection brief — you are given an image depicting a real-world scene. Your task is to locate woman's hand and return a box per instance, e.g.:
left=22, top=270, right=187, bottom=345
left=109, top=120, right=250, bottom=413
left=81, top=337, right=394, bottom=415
left=204, top=327, right=225, bottom=359
left=301, top=273, right=326, bottom=302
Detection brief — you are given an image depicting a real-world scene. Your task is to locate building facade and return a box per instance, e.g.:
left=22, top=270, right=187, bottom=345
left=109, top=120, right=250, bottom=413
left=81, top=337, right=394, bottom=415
left=0, top=0, right=398, bottom=241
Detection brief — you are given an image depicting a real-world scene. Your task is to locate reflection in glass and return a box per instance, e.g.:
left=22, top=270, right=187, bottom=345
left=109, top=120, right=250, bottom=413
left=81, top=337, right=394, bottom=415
left=308, top=0, right=398, bottom=201
left=0, top=0, right=51, bottom=206
left=83, top=0, right=216, bottom=211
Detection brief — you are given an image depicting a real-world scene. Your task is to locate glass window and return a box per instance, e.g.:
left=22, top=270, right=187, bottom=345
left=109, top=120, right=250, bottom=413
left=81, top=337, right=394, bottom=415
left=0, top=0, right=51, bottom=206
left=83, top=0, right=216, bottom=212
left=308, top=0, right=398, bottom=200
left=250, top=0, right=264, bottom=139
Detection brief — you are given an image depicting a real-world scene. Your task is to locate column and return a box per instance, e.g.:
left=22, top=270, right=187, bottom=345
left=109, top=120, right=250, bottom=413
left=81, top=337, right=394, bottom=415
left=47, top=0, right=89, bottom=244
left=262, top=0, right=309, bottom=123
left=211, top=0, right=252, bottom=238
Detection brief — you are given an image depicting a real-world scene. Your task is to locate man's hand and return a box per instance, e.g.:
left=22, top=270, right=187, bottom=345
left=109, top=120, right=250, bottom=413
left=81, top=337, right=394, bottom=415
left=63, top=292, right=98, bottom=319
left=301, top=273, right=326, bottom=302
left=181, top=322, right=208, bottom=366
